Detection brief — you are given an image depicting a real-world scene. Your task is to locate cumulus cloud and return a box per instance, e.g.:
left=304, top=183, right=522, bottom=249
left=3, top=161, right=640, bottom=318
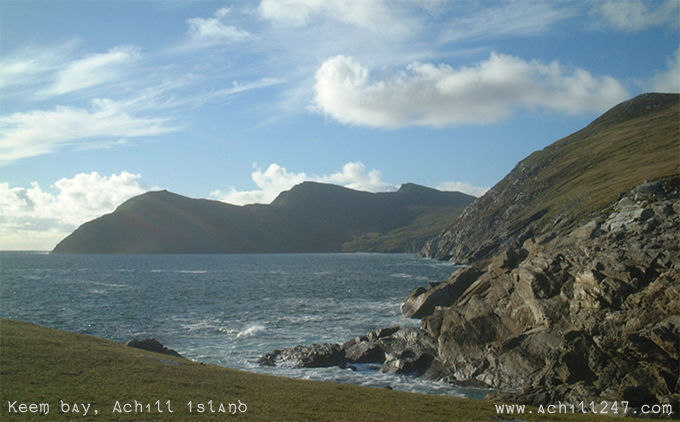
left=596, top=0, right=679, bottom=32
left=649, top=49, right=680, bottom=93
left=0, top=98, right=179, bottom=164
left=185, top=7, right=250, bottom=48
left=211, top=162, right=396, bottom=205
left=436, top=181, right=489, bottom=197
left=313, top=53, right=630, bottom=128
left=43, top=46, right=141, bottom=97
left=0, top=171, right=150, bottom=250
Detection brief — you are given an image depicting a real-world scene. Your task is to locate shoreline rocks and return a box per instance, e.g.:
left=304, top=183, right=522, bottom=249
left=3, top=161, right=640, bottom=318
left=406, top=177, right=680, bottom=406
left=261, top=177, right=679, bottom=409
left=125, top=337, right=184, bottom=358
left=258, top=326, right=438, bottom=377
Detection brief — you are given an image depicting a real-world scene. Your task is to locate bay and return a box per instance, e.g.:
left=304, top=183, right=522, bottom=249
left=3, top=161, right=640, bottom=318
left=0, top=252, right=485, bottom=397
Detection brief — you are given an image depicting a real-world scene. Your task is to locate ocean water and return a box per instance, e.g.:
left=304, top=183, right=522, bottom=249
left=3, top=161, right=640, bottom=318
left=0, top=252, right=486, bottom=398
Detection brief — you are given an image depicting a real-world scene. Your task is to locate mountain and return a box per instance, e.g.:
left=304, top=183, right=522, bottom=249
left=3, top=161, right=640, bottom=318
left=51, top=182, right=475, bottom=254
left=398, top=93, right=679, bottom=407
left=420, top=92, right=680, bottom=263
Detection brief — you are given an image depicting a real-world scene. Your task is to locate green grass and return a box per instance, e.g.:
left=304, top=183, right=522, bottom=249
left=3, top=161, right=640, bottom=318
left=461, top=95, right=679, bottom=241
left=0, top=319, right=629, bottom=421
left=343, top=205, right=469, bottom=252
left=523, top=102, right=680, bottom=228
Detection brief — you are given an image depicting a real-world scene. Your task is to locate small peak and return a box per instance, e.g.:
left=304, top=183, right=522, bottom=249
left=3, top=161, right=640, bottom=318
left=398, top=183, right=438, bottom=194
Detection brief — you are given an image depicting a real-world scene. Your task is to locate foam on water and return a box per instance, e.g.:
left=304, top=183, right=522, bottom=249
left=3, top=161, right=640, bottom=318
left=236, top=323, right=267, bottom=338
left=0, top=252, right=482, bottom=397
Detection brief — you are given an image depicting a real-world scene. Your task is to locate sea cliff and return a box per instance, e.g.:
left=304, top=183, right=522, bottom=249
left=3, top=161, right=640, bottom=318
left=260, top=93, right=680, bottom=410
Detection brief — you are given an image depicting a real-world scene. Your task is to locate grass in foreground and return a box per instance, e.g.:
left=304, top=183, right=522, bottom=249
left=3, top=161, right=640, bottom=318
left=1, top=319, right=633, bottom=421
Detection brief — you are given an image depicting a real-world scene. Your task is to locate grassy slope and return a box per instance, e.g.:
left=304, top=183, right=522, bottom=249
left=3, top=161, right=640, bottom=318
left=426, top=94, right=680, bottom=262
left=520, top=94, right=680, bottom=229
left=343, top=205, right=469, bottom=252
left=0, top=319, right=621, bottom=421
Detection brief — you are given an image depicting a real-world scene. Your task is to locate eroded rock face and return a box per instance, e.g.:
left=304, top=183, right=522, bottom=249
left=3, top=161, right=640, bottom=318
left=259, top=178, right=678, bottom=408
left=258, top=343, right=345, bottom=368
left=258, top=326, right=438, bottom=376
left=407, top=177, right=680, bottom=406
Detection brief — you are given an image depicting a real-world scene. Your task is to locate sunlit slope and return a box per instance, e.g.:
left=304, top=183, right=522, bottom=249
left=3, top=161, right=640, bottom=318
left=422, top=93, right=680, bottom=263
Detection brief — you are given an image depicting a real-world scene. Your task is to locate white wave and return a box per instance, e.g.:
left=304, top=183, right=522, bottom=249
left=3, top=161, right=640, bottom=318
left=236, top=323, right=267, bottom=338
left=89, top=280, right=130, bottom=289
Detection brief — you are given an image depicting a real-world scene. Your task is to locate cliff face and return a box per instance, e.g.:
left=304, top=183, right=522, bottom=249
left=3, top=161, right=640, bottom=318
left=405, top=177, right=679, bottom=406
left=420, top=93, right=680, bottom=264
left=403, top=93, right=680, bottom=407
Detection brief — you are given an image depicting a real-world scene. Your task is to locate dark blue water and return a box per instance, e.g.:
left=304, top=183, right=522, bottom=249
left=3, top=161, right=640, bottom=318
left=0, top=252, right=484, bottom=397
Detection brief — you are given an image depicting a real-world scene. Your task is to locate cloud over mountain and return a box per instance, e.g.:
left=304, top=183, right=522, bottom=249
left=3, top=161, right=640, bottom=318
left=211, top=162, right=397, bottom=205
left=0, top=171, right=149, bottom=250
left=314, top=53, right=630, bottom=128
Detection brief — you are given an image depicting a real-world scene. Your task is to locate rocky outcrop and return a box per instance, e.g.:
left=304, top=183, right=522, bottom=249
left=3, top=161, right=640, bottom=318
left=404, top=177, right=680, bottom=407
left=125, top=337, right=184, bottom=358
left=259, top=326, right=438, bottom=376
left=257, top=95, right=679, bottom=412
left=420, top=93, right=679, bottom=263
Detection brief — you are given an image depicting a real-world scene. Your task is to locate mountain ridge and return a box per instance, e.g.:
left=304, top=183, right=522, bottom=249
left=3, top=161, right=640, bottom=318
left=52, top=182, right=475, bottom=254
left=420, top=92, right=680, bottom=263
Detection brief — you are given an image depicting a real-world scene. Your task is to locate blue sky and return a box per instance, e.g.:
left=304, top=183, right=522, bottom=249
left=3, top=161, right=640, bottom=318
left=1, top=0, right=678, bottom=250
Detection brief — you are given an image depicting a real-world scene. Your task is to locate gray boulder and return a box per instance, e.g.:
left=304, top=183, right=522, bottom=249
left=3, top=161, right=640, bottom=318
left=125, top=338, right=183, bottom=358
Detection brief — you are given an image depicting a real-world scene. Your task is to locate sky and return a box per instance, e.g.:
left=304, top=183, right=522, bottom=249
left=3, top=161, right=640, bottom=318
left=1, top=0, right=678, bottom=250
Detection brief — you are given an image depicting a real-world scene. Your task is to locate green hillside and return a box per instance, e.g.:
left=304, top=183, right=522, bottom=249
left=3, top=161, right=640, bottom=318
left=422, top=93, right=680, bottom=262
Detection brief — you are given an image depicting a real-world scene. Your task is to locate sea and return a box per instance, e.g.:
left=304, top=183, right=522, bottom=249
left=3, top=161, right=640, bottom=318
left=0, top=252, right=487, bottom=398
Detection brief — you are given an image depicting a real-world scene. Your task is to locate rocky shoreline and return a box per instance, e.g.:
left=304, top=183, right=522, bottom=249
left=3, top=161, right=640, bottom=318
left=259, top=177, right=679, bottom=409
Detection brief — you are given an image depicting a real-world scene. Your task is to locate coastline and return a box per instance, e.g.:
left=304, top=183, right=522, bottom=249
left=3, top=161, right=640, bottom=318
left=1, top=318, right=621, bottom=421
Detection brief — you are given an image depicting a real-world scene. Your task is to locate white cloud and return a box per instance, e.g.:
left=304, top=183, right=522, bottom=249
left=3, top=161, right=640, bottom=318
left=0, top=171, right=150, bottom=250
left=313, top=53, right=630, bottom=128
left=195, top=77, right=284, bottom=104
left=43, top=46, right=141, bottom=97
left=649, top=49, right=680, bottom=93
left=440, top=1, right=576, bottom=43
left=436, top=181, right=489, bottom=197
left=185, top=7, right=250, bottom=48
left=596, top=0, right=679, bottom=32
left=0, top=41, right=79, bottom=92
left=258, top=0, right=414, bottom=37
left=211, top=162, right=396, bottom=205
left=0, top=98, right=179, bottom=164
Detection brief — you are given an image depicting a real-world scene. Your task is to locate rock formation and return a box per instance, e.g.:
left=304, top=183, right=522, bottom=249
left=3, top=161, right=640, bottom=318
left=258, top=326, right=438, bottom=377
left=420, top=93, right=679, bottom=264
left=125, top=337, right=184, bottom=358
left=404, top=177, right=679, bottom=406
left=260, top=94, right=679, bottom=412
